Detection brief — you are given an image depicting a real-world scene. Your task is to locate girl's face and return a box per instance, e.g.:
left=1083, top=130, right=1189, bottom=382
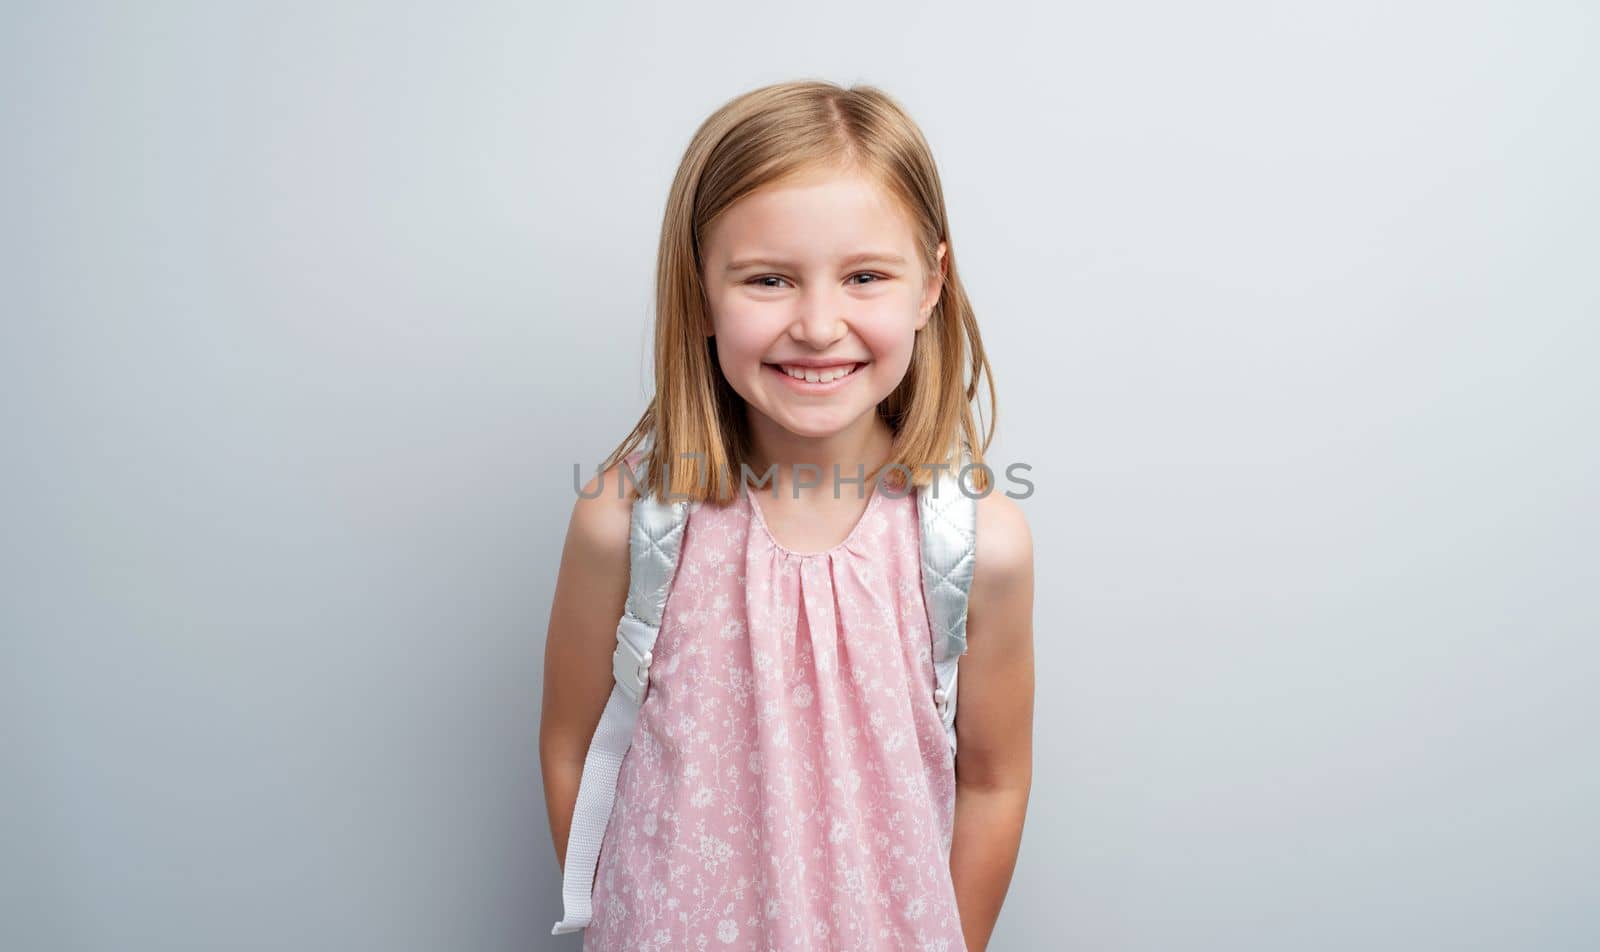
left=699, top=166, right=946, bottom=447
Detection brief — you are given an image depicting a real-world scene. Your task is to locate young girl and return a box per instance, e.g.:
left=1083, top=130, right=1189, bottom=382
left=541, top=80, right=1034, bottom=951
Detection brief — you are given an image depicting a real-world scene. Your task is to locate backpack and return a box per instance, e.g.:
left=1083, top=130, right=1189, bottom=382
left=551, top=449, right=979, bottom=935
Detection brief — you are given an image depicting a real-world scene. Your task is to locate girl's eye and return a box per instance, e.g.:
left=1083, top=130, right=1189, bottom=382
left=748, top=273, right=885, bottom=288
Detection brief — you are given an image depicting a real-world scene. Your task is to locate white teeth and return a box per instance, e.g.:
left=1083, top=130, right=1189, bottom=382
left=780, top=363, right=858, bottom=383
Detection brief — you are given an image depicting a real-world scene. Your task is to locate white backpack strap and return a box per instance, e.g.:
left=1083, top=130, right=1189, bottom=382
left=551, top=453, right=690, bottom=935
left=916, top=447, right=979, bottom=758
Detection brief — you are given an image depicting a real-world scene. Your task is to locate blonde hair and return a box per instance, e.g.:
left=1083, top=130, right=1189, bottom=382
left=599, top=79, right=996, bottom=502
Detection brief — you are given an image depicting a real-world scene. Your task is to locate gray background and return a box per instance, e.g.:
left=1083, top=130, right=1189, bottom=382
left=4, top=1, right=1596, bottom=950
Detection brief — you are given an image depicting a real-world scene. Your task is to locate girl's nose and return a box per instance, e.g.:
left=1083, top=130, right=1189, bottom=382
left=790, top=292, right=848, bottom=347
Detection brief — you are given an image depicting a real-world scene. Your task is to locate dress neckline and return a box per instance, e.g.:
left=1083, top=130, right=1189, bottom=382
left=742, top=476, right=884, bottom=559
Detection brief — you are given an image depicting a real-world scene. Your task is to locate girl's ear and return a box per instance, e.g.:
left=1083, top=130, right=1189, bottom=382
left=917, top=241, right=948, bottom=329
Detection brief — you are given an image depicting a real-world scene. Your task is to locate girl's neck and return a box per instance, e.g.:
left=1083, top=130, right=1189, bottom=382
left=744, top=416, right=895, bottom=499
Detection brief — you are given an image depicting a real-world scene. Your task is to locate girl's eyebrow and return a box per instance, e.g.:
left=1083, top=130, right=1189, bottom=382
left=725, top=252, right=908, bottom=273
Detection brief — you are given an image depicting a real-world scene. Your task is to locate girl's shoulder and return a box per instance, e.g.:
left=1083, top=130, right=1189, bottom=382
left=972, top=490, right=1033, bottom=602
left=567, top=455, right=645, bottom=571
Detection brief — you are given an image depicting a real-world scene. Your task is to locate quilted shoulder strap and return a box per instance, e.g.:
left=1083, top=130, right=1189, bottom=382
left=551, top=449, right=691, bottom=935
left=614, top=452, right=692, bottom=702
left=915, top=448, right=979, bottom=756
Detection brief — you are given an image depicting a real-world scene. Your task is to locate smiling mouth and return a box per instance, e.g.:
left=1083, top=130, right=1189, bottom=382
left=764, top=362, right=866, bottom=384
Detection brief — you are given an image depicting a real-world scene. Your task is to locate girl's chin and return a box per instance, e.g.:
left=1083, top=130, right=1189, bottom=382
left=754, top=402, right=883, bottom=442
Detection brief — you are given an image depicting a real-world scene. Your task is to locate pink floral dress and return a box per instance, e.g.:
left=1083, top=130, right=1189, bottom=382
left=582, top=462, right=967, bottom=951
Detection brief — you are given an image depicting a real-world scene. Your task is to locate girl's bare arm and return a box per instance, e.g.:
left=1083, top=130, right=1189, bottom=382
left=539, top=463, right=636, bottom=869
left=949, top=490, right=1036, bottom=952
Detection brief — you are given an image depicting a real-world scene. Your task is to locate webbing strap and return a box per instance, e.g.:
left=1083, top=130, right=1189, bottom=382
left=550, top=681, right=640, bottom=934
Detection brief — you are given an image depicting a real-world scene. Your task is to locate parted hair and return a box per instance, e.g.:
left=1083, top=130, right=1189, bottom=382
left=598, top=78, right=996, bottom=502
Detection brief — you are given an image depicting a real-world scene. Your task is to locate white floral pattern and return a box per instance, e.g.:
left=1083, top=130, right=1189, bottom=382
left=584, top=462, right=965, bottom=951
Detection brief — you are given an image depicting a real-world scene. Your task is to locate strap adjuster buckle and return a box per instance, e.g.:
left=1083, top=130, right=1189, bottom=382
left=612, top=615, right=657, bottom=704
